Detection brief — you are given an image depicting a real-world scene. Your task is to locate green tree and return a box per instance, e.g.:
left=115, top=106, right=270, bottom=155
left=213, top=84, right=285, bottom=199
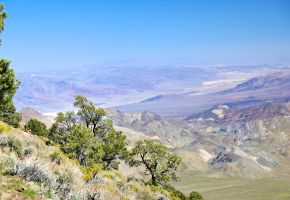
left=61, top=124, right=99, bottom=166
left=48, top=111, right=76, bottom=144
left=73, top=95, right=127, bottom=169
left=48, top=103, right=128, bottom=169
left=26, top=118, right=48, bottom=136
left=0, top=5, right=21, bottom=127
left=128, top=139, right=181, bottom=186
left=98, top=127, right=127, bottom=169
left=189, top=191, right=204, bottom=200
left=0, top=3, right=7, bottom=44
left=73, top=95, right=106, bottom=135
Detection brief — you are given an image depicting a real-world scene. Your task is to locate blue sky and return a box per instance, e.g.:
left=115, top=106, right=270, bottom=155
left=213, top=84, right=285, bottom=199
left=0, top=0, right=289, bottom=72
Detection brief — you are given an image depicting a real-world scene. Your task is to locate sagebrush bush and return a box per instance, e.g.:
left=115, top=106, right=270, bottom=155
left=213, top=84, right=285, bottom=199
left=136, top=189, right=155, bottom=200
left=54, top=172, right=74, bottom=198
left=0, top=136, right=22, bottom=156
left=0, top=155, right=17, bottom=175
left=19, top=160, right=55, bottom=184
left=23, top=146, right=33, bottom=156
left=18, top=159, right=86, bottom=199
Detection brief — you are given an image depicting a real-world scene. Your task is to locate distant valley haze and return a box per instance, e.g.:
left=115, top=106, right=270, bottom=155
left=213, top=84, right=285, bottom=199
left=14, top=64, right=290, bottom=117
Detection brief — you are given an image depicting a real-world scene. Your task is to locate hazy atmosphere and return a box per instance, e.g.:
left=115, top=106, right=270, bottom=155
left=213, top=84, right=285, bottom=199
left=0, top=1, right=290, bottom=200
left=1, top=0, right=290, bottom=71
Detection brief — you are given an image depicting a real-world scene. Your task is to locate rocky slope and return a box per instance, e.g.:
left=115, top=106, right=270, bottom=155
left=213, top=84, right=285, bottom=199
left=20, top=102, right=290, bottom=179
left=224, top=72, right=290, bottom=93
left=107, top=109, right=198, bottom=147
left=181, top=101, right=290, bottom=178
left=186, top=102, right=290, bottom=123
left=20, top=107, right=55, bottom=127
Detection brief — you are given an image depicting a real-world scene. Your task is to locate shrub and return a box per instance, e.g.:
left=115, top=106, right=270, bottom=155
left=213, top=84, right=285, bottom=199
left=26, top=118, right=48, bottom=136
left=82, top=164, right=102, bottom=182
left=54, top=172, right=74, bottom=198
left=26, top=140, right=40, bottom=149
left=50, top=151, right=62, bottom=165
left=19, top=124, right=26, bottom=132
left=19, top=160, right=55, bottom=184
left=157, top=195, right=170, bottom=200
left=127, top=176, right=138, bottom=182
left=103, top=171, right=114, bottom=180
left=136, top=189, right=155, bottom=200
left=189, top=191, right=204, bottom=200
left=23, top=146, right=33, bottom=156
left=0, top=136, right=22, bottom=156
left=116, top=181, right=126, bottom=192
left=163, top=184, right=186, bottom=200
left=0, top=121, right=11, bottom=132
left=0, top=155, right=17, bottom=175
left=18, top=159, right=85, bottom=199
left=0, top=136, right=8, bottom=147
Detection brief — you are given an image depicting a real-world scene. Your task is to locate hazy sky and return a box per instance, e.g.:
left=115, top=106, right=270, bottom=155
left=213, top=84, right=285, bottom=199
left=0, top=0, right=289, bottom=72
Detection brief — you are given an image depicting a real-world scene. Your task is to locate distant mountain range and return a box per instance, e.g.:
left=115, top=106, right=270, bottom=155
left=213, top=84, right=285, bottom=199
left=224, top=72, right=290, bottom=93
left=186, top=102, right=290, bottom=123
left=14, top=64, right=213, bottom=112
left=118, top=71, right=290, bottom=118
left=14, top=64, right=289, bottom=113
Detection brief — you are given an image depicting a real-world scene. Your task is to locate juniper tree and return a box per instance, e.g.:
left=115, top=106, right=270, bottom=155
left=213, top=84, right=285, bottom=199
left=49, top=96, right=128, bottom=169
left=128, top=139, right=181, bottom=186
left=26, top=118, right=48, bottom=136
left=0, top=4, right=7, bottom=44
left=73, top=95, right=106, bottom=135
left=48, top=111, right=77, bottom=145
left=0, top=4, right=21, bottom=127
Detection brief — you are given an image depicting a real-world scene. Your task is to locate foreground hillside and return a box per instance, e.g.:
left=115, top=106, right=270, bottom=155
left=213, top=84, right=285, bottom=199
left=0, top=122, right=183, bottom=200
